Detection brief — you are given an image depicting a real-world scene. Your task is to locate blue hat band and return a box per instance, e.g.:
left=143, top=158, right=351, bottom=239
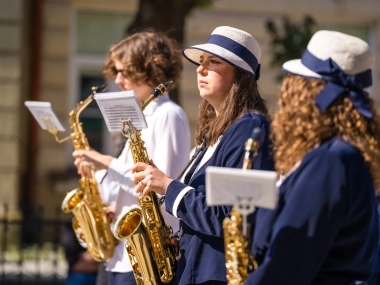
left=206, top=34, right=259, bottom=76
left=301, top=49, right=373, bottom=119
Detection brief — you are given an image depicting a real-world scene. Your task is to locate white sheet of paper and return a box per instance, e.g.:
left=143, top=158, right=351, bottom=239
left=94, top=90, right=147, bottom=132
left=24, top=101, right=66, bottom=132
left=205, top=166, right=278, bottom=210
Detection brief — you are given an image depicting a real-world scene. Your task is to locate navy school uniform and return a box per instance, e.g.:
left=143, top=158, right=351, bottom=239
left=363, top=204, right=380, bottom=285
left=164, top=112, right=274, bottom=285
left=247, top=138, right=379, bottom=285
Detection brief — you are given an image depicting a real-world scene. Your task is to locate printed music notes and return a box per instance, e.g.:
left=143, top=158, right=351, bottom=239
left=24, top=101, right=66, bottom=132
left=94, top=90, right=147, bottom=132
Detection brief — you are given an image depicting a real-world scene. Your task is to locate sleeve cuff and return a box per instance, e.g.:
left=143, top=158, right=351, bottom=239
left=165, top=180, right=193, bottom=218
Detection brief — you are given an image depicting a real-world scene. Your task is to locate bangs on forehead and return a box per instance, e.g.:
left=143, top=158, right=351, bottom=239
left=199, top=51, right=214, bottom=59
left=200, top=53, right=227, bottom=63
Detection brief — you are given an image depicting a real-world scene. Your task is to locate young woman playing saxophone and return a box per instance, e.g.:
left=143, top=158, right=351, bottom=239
left=131, top=26, right=274, bottom=285
left=72, top=30, right=191, bottom=285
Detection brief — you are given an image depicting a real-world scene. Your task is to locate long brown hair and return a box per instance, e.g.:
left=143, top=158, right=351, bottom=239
left=195, top=69, right=270, bottom=146
left=271, top=74, right=380, bottom=189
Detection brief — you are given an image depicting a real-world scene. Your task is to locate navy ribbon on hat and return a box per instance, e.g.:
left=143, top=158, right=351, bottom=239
left=207, top=34, right=261, bottom=80
left=301, top=49, right=373, bottom=118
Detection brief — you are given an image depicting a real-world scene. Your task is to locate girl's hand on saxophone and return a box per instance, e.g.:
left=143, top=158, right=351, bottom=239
left=73, top=149, right=113, bottom=177
left=132, top=160, right=173, bottom=196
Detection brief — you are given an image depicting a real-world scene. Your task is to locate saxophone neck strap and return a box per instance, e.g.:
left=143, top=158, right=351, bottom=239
left=176, top=138, right=207, bottom=182
left=159, top=139, right=207, bottom=204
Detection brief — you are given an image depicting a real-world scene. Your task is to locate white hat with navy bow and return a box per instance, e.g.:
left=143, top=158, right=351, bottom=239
left=283, top=30, right=375, bottom=118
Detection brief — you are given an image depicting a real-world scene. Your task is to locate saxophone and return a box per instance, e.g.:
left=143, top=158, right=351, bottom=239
left=223, top=128, right=261, bottom=285
left=60, top=86, right=116, bottom=262
left=113, top=81, right=177, bottom=285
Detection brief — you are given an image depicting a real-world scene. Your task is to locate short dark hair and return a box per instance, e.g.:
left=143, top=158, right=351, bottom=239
left=103, top=30, right=183, bottom=91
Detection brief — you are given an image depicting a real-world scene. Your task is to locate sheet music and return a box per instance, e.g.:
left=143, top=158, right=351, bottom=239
left=94, top=90, right=147, bottom=132
left=206, top=167, right=278, bottom=210
left=24, top=101, right=66, bottom=132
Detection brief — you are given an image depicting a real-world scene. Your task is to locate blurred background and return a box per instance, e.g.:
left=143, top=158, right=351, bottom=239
left=0, top=0, right=379, bottom=284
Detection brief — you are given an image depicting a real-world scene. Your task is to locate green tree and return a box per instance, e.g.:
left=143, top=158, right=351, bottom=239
left=126, top=0, right=216, bottom=104
left=266, top=16, right=316, bottom=81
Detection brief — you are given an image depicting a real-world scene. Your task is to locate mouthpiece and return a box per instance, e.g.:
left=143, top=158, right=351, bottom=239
left=141, top=81, right=174, bottom=111
left=250, top=127, right=261, bottom=141
left=152, top=80, right=173, bottom=98
left=243, top=127, right=261, bottom=170
left=91, top=84, right=107, bottom=93
left=163, top=80, right=173, bottom=87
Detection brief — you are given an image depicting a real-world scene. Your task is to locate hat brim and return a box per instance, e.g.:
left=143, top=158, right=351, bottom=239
left=182, top=44, right=255, bottom=77
left=282, top=59, right=322, bottom=79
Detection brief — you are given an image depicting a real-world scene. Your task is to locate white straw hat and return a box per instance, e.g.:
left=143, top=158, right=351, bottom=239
left=282, top=30, right=374, bottom=118
left=182, top=26, right=261, bottom=79
left=283, top=30, right=374, bottom=78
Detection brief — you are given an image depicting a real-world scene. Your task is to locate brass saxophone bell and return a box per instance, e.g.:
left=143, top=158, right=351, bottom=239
left=113, top=207, right=162, bottom=285
left=61, top=188, right=84, bottom=213
left=113, top=206, right=143, bottom=240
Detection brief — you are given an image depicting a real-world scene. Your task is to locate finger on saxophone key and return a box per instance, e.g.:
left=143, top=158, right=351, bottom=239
left=136, top=180, right=147, bottom=195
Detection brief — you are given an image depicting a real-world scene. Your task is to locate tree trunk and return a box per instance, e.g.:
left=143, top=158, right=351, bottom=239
left=126, top=0, right=201, bottom=104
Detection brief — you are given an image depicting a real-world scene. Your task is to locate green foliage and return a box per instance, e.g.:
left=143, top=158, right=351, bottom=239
left=187, top=0, right=217, bottom=20
left=265, top=16, right=316, bottom=81
left=196, top=0, right=216, bottom=9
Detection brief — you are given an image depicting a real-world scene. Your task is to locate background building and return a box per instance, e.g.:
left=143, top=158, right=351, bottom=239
left=0, top=0, right=379, bottom=221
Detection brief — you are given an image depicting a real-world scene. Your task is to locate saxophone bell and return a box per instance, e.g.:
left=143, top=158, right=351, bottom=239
left=113, top=207, right=161, bottom=285
left=113, top=206, right=143, bottom=239
left=61, top=188, right=84, bottom=213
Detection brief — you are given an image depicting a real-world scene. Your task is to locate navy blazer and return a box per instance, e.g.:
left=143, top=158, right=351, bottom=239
left=165, top=112, right=274, bottom=285
left=247, top=138, right=379, bottom=285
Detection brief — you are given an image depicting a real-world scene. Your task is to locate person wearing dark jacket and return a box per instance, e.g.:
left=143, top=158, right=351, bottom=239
left=61, top=221, right=98, bottom=285
left=247, top=30, right=380, bottom=285
left=131, top=26, right=274, bottom=285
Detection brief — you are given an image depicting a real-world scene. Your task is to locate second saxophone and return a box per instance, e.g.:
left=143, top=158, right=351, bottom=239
left=61, top=86, right=116, bottom=262
left=223, top=127, right=261, bottom=285
left=113, top=81, right=177, bottom=285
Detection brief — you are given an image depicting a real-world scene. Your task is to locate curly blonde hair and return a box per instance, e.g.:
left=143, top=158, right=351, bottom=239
left=103, top=29, right=183, bottom=91
left=271, top=74, right=380, bottom=190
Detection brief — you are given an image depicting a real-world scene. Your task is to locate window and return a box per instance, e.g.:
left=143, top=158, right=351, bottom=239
left=70, top=10, right=133, bottom=155
left=79, top=73, right=106, bottom=152
left=76, top=12, right=132, bottom=55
